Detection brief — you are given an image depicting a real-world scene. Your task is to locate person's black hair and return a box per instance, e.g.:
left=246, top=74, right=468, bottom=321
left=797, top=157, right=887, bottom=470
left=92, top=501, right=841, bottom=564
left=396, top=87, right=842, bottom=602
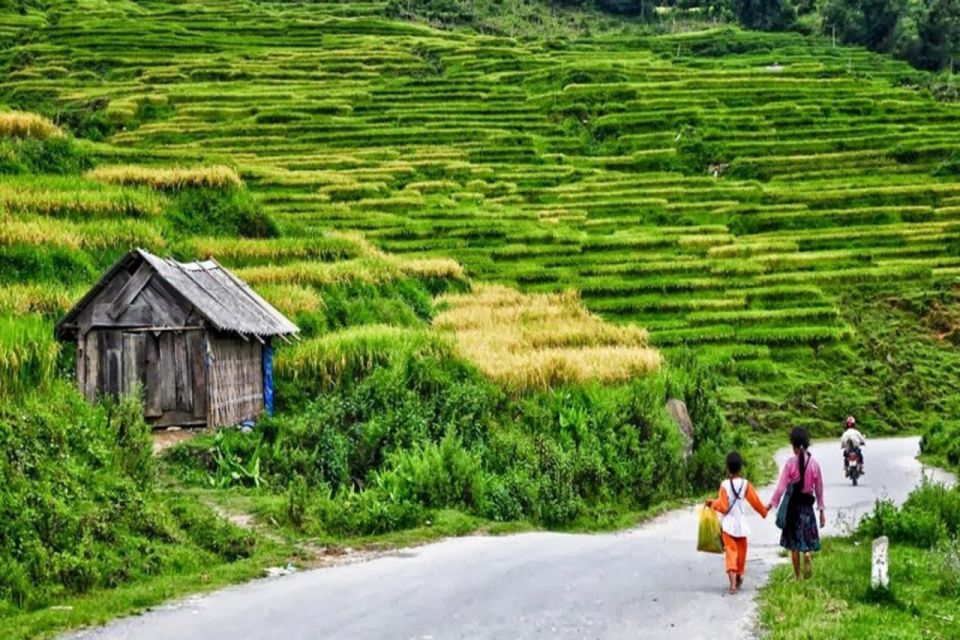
left=790, top=426, right=810, bottom=451
left=726, top=451, right=743, bottom=475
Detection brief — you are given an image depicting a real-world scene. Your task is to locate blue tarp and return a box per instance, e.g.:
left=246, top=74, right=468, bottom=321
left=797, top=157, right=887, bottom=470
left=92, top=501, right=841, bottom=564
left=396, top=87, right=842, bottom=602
left=263, top=341, right=274, bottom=416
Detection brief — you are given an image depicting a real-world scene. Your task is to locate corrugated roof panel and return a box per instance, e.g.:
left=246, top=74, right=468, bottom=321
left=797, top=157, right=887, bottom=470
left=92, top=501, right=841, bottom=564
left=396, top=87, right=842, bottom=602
left=137, top=249, right=298, bottom=337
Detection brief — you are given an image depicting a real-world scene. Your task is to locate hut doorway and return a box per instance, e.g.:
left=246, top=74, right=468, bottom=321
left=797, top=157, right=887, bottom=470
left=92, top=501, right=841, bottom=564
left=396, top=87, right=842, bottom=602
left=82, top=328, right=207, bottom=427
left=145, top=329, right=207, bottom=427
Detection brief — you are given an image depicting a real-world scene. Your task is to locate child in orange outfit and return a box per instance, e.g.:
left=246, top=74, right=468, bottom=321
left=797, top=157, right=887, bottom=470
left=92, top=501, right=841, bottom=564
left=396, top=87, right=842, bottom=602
left=706, top=451, right=768, bottom=594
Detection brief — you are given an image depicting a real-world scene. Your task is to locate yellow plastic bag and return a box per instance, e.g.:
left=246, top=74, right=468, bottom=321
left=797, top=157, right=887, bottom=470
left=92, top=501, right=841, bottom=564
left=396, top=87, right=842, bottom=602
left=697, top=505, right=723, bottom=554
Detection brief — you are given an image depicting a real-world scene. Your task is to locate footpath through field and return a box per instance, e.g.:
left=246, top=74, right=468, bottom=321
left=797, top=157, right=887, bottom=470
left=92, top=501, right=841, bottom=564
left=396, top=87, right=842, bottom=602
left=68, top=437, right=953, bottom=640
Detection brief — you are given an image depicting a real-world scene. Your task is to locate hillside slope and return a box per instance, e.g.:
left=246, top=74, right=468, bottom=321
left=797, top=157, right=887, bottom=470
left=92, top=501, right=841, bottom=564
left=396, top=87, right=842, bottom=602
left=2, top=0, right=959, bottom=432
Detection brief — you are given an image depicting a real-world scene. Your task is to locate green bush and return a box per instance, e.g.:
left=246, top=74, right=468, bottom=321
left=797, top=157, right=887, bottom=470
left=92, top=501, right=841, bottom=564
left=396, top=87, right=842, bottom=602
left=167, top=187, right=278, bottom=238
left=934, top=153, right=960, bottom=177
left=0, top=385, right=256, bottom=612
left=172, top=348, right=721, bottom=536
left=167, top=497, right=256, bottom=562
left=0, top=136, right=91, bottom=175
left=921, top=419, right=960, bottom=468
left=859, top=481, right=960, bottom=547
left=0, top=245, right=95, bottom=285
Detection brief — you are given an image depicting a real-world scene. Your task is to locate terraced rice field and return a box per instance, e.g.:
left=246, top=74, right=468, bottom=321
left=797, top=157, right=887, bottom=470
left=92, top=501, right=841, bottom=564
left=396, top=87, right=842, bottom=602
left=3, top=0, right=960, bottom=426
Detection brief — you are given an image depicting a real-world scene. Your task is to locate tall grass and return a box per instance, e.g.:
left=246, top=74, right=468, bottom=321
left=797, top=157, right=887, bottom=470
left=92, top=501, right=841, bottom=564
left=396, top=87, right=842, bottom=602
left=0, top=111, right=62, bottom=140
left=237, top=258, right=404, bottom=287
left=435, top=285, right=662, bottom=390
left=256, top=283, right=325, bottom=317
left=0, top=284, right=80, bottom=317
left=86, top=165, right=243, bottom=190
left=276, top=325, right=452, bottom=387
left=0, top=315, right=59, bottom=398
left=181, top=235, right=362, bottom=265
left=0, top=178, right=166, bottom=219
left=0, top=215, right=163, bottom=251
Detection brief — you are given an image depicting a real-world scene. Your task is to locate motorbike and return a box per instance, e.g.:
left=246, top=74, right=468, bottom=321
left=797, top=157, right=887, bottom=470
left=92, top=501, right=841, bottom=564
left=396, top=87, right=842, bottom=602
left=844, top=446, right=863, bottom=486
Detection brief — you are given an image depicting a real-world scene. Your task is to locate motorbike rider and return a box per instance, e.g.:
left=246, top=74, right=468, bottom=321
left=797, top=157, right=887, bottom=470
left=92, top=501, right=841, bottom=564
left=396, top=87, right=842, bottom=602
left=840, top=416, right=866, bottom=474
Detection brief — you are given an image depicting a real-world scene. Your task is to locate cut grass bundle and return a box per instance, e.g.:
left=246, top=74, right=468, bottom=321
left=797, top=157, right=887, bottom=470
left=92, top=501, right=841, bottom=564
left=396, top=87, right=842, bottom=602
left=86, top=165, right=243, bottom=191
left=0, top=315, right=59, bottom=397
left=435, top=284, right=661, bottom=390
left=0, top=111, right=62, bottom=140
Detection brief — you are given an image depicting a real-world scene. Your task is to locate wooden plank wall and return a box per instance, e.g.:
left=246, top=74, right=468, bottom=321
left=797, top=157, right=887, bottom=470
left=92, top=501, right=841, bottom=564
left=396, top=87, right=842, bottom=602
left=208, top=335, right=264, bottom=427
left=82, top=328, right=206, bottom=427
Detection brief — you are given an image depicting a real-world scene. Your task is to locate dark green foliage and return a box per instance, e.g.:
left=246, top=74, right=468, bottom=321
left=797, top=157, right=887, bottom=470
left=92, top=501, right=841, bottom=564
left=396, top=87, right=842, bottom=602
left=166, top=497, right=256, bottom=562
left=385, top=0, right=485, bottom=30
left=730, top=0, right=797, bottom=30
left=0, top=385, right=254, bottom=612
left=171, top=348, right=726, bottom=536
left=859, top=481, right=960, bottom=547
left=921, top=419, right=960, bottom=468
left=819, top=0, right=960, bottom=72
left=0, top=136, right=91, bottom=175
left=0, top=245, right=95, bottom=284
left=674, top=126, right=726, bottom=174
left=934, top=152, right=960, bottom=176
left=669, top=353, right=733, bottom=489
left=167, top=188, right=278, bottom=238
left=821, top=0, right=904, bottom=52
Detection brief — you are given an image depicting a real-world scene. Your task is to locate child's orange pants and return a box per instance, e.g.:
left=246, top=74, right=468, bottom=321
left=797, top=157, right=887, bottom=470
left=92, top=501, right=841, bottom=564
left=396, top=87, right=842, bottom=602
left=722, top=532, right=748, bottom=576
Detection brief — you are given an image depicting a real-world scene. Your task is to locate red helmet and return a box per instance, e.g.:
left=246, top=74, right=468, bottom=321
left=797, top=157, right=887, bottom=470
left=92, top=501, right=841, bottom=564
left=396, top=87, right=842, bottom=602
left=845, top=416, right=857, bottom=428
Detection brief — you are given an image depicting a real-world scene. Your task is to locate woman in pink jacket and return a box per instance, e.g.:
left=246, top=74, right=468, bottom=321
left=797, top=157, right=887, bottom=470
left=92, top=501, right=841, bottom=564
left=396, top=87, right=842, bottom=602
left=767, top=427, right=825, bottom=579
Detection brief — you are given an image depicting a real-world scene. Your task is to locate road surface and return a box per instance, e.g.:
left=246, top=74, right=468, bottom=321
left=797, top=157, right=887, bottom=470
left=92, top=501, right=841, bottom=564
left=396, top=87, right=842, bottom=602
left=68, top=437, right=953, bottom=640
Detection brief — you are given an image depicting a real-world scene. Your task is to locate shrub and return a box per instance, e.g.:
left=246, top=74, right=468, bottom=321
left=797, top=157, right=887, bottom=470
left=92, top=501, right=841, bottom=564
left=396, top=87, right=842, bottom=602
left=166, top=187, right=278, bottom=238
left=166, top=497, right=256, bottom=562
left=934, top=153, right=960, bottom=177
left=374, top=434, right=485, bottom=510
left=674, top=125, right=725, bottom=174
left=0, top=136, right=90, bottom=175
left=859, top=481, right=959, bottom=547
left=921, top=419, right=960, bottom=468
left=939, top=538, right=960, bottom=597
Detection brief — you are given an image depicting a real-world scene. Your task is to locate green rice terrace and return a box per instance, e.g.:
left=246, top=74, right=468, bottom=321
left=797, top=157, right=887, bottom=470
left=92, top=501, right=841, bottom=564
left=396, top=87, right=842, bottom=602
left=2, top=0, right=960, bottom=635
left=4, top=0, right=960, bottom=431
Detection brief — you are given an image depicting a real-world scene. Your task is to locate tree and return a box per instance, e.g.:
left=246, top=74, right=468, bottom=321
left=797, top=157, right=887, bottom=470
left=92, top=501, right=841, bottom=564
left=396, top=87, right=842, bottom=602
left=821, top=0, right=906, bottom=52
left=909, top=0, right=960, bottom=71
left=730, top=0, right=797, bottom=30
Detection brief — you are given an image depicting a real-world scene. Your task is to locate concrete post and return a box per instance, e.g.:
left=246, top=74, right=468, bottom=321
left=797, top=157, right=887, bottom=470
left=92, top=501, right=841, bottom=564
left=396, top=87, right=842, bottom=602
left=872, top=536, right=889, bottom=590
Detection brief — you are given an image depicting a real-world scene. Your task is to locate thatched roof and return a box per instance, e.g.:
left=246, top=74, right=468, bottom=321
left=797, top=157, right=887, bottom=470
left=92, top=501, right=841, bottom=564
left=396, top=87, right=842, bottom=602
left=56, top=248, right=299, bottom=339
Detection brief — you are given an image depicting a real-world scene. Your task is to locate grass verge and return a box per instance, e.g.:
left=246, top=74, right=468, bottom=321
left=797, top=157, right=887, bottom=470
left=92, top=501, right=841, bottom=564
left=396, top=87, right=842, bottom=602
left=758, top=537, right=960, bottom=640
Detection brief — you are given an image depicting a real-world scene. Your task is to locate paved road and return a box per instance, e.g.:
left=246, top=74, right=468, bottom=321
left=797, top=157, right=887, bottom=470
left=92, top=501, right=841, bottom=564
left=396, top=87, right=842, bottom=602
left=69, top=437, right=953, bottom=640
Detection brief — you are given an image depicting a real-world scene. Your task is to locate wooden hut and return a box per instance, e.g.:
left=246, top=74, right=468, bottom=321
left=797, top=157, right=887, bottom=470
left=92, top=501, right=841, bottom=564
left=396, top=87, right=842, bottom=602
left=56, top=249, right=298, bottom=428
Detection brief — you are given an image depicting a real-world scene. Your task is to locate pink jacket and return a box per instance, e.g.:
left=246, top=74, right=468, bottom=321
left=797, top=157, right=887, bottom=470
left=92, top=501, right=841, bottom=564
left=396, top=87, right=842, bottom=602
left=769, top=453, right=825, bottom=510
